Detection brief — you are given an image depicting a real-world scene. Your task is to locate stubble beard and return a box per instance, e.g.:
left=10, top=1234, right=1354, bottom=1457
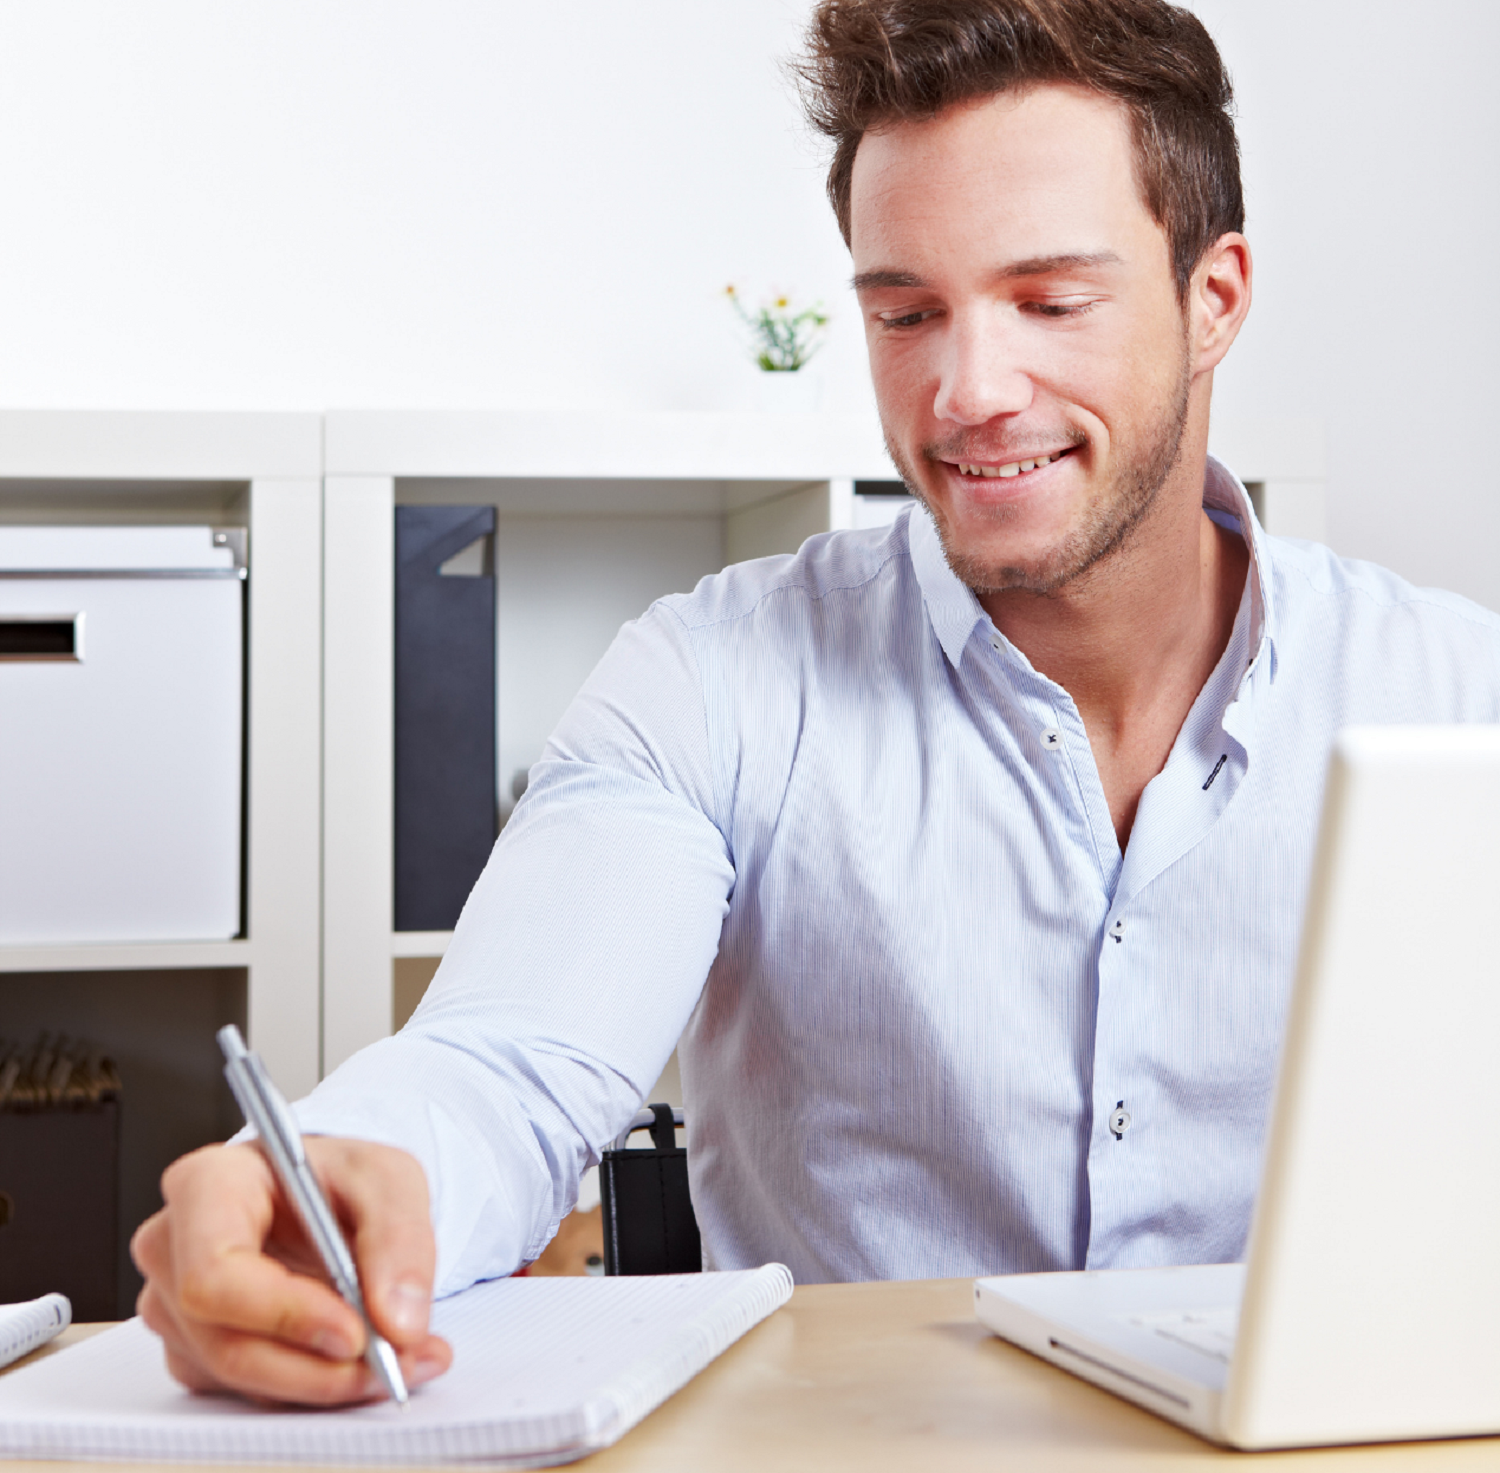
left=886, top=346, right=1194, bottom=598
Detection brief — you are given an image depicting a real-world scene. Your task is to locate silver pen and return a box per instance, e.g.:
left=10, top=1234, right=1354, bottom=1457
left=217, top=1024, right=409, bottom=1407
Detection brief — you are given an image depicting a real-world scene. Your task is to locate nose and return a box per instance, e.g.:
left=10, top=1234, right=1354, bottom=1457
left=931, top=310, right=1034, bottom=426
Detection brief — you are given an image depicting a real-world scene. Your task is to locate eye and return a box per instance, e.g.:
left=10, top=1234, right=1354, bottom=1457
left=1026, top=299, right=1097, bottom=320
left=877, top=308, right=939, bottom=330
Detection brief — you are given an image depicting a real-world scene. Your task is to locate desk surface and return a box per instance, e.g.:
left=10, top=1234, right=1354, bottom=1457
left=8, top=1279, right=1500, bottom=1471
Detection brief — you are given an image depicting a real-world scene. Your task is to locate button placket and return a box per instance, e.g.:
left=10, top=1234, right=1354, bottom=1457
left=982, top=629, right=1113, bottom=881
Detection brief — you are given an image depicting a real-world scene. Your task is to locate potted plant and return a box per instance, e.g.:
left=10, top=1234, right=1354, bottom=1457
left=725, top=286, right=829, bottom=411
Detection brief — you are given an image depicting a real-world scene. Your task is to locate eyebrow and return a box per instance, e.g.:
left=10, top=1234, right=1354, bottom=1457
left=851, top=269, right=928, bottom=291
left=851, top=252, right=1125, bottom=293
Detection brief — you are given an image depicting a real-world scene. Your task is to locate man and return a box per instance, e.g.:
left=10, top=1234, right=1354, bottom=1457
left=133, top=0, right=1500, bottom=1406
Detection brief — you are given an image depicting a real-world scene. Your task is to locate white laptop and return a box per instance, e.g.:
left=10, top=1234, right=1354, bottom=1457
left=975, top=725, right=1500, bottom=1450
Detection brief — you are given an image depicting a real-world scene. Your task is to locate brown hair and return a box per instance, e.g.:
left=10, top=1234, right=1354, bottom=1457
left=796, top=0, right=1243, bottom=299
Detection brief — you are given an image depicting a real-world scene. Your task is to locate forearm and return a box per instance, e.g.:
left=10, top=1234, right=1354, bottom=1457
left=296, top=760, right=734, bottom=1294
left=295, top=601, right=731, bottom=1292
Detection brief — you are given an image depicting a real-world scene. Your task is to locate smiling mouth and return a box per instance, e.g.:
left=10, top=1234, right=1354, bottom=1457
left=952, top=449, right=1072, bottom=480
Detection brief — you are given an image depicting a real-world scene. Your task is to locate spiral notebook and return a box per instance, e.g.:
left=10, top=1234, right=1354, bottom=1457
left=0, top=1295, right=71, bottom=1371
left=0, top=1266, right=792, bottom=1468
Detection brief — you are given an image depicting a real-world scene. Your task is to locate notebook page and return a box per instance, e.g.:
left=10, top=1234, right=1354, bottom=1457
left=0, top=1266, right=792, bottom=1467
left=0, top=1295, right=71, bottom=1371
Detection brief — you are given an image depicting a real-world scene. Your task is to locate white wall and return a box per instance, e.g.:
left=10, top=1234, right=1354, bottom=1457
left=0, top=0, right=865, bottom=416
left=1189, top=1, right=1500, bottom=607
left=0, top=2, right=1496, bottom=606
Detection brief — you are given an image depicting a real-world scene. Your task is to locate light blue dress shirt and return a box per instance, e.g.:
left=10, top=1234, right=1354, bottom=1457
left=297, top=459, right=1500, bottom=1294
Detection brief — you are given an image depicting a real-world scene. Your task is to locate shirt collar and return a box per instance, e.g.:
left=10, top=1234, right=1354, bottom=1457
left=910, top=454, right=1277, bottom=678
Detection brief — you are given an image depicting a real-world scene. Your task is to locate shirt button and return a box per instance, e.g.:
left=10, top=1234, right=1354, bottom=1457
left=990, top=638, right=1002, bottom=651
left=1109, top=1104, right=1132, bottom=1139
left=1110, top=918, right=1125, bottom=942
left=1040, top=727, right=1062, bottom=750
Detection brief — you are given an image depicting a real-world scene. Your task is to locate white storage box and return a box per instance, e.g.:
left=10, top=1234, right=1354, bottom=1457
left=0, top=526, right=244, bottom=945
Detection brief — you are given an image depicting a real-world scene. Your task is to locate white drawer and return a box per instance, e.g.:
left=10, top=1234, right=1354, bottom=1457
left=0, top=528, right=243, bottom=945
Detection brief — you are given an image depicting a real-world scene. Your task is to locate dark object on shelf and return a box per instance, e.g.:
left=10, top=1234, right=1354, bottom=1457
left=599, top=1104, right=701, bottom=1276
left=0, top=1035, right=121, bottom=1320
left=394, top=506, right=499, bottom=932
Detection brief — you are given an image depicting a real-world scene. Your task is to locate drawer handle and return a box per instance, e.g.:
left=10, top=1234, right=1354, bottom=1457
left=0, top=614, right=83, bottom=661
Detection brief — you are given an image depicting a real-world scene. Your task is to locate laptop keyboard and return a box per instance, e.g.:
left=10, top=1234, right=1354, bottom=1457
left=1127, top=1306, right=1239, bottom=1363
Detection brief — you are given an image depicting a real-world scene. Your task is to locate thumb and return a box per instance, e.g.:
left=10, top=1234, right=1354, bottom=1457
left=305, top=1137, right=438, bottom=1350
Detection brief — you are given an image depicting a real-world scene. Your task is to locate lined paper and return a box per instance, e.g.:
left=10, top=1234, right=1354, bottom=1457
left=0, top=1267, right=791, bottom=1467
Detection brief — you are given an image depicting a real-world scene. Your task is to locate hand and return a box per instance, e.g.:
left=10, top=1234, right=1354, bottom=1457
left=132, top=1138, right=453, bottom=1405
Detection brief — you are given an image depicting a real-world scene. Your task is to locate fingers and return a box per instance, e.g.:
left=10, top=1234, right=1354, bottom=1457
left=140, top=1275, right=372, bottom=1403
left=307, top=1137, right=439, bottom=1351
left=141, top=1274, right=450, bottom=1407
left=131, top=1139, right=451, bottom=1406
left=149, top=1145, right=370, bottom=1350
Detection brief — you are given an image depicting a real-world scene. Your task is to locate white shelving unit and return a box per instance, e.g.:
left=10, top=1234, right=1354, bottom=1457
left=321, top=409, right=895, bottom=1071
left=0, top=411, right=324, bottom=1098
left=1, top=409, right=1323, bottom=1087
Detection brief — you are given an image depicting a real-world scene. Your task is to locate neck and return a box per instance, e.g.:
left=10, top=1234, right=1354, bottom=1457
left=977, top=429, right=1250, bottom=848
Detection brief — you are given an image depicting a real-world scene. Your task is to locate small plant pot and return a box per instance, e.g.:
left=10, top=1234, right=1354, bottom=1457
left=755, top=369, right=822, bottom=414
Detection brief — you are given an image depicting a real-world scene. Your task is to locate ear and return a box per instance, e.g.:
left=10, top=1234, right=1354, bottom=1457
left=1190, top=233, right=1252, bottom=374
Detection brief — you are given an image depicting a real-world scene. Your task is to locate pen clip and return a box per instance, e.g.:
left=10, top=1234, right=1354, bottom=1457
left=243, top=1049, right=307, bottom=1168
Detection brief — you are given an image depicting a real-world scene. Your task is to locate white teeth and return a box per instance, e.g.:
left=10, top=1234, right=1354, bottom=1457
left=960, top=453, right=1057, bottom=478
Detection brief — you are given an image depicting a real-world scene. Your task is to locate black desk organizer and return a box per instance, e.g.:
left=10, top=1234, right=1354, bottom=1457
left=394, top=506, right=499, bottom=933
left=0, top=1036, right=120, bottom=1320
left=599, top=1104, right=702, bottom=1276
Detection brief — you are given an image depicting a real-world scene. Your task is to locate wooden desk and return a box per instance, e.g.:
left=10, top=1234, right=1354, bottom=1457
left=9, top=1280, right=1500, bottom=1470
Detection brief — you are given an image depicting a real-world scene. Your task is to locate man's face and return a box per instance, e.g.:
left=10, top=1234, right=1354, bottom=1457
left=851, top=85, right=1194, bottom=594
